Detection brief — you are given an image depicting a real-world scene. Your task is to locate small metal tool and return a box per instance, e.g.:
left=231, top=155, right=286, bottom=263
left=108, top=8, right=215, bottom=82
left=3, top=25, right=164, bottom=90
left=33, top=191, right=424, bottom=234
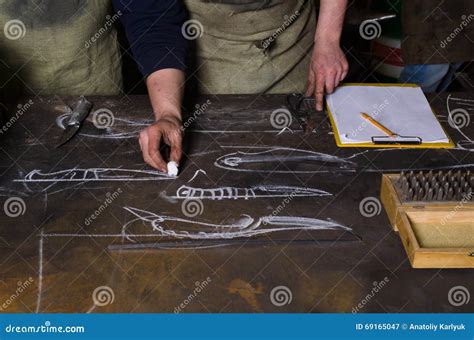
left=286, top=93, right=321, bottom=134
left=56, top=96, right=93, bottom=148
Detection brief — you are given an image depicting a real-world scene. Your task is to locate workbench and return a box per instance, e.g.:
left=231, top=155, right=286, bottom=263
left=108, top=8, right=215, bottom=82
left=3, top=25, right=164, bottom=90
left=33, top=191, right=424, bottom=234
left=0, top=93, right=472, bottom=313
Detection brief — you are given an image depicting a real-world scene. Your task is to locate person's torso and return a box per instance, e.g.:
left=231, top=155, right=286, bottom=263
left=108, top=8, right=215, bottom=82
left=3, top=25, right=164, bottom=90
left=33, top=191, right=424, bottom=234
left=183, top=0, right=316, bottom=94
left=0, top=0, right=122, bottom=96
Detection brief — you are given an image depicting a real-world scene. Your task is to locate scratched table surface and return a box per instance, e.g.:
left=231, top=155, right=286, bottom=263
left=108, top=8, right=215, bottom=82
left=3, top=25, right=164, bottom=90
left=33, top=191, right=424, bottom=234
left=0, top=93, right=473, bottom=313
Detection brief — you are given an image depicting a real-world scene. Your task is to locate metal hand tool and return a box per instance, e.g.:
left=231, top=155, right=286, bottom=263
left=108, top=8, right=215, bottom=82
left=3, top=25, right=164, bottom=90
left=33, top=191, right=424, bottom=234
left=56, top=96, right=93, bottom=148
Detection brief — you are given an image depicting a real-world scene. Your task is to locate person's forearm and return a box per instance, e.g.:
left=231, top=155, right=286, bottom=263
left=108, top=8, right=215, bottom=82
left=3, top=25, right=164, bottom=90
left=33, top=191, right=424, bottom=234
left=308, top=0, right=349, bottom=110
left=315, top=0, right=347, bottom=44
left=146, top=68, right=185, bottom=122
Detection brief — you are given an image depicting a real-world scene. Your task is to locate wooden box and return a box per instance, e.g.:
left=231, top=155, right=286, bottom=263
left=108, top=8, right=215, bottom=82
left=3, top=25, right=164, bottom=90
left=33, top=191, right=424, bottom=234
left=381, top=174, right=474, bottom=268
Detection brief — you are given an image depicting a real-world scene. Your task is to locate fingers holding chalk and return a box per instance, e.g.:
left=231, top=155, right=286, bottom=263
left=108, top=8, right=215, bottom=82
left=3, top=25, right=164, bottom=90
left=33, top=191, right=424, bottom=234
left=167, top=161, right=179, bottom=177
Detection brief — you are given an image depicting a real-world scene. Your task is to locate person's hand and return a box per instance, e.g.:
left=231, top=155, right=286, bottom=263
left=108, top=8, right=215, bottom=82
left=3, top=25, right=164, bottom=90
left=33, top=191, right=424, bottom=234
left=138, top=114, right=183, bottom=172
left=306, top=41, right=349, bottom=110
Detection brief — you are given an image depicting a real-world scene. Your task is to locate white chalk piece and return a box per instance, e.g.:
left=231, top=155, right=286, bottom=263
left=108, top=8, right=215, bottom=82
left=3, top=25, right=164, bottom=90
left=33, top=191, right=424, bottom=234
left=167, top=161, right=179, bottom=176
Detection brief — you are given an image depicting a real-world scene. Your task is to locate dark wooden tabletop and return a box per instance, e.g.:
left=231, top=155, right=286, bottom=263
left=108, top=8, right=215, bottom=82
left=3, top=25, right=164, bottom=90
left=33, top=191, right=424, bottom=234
left=0, top=93, right=473, bottom=313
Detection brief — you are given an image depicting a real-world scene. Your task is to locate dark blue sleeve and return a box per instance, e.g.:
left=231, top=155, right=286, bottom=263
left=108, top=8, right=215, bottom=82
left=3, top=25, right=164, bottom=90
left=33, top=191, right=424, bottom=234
left=112, top=0, right=187, bottom=78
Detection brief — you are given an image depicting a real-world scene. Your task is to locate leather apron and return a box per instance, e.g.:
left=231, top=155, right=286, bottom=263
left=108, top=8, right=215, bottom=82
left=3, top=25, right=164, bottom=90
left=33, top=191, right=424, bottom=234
left=183, top=0, right=316, bottom=94
left=0, top=0, right=122, bottom=96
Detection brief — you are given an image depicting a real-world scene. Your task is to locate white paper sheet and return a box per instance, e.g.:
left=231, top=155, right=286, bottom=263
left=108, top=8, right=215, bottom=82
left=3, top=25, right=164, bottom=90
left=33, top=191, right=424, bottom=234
left=326, top=85, right=449, bottom=144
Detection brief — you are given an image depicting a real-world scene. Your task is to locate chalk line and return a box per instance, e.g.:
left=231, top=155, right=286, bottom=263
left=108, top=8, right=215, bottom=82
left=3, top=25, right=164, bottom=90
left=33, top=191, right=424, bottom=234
left=35, top=230, right=44, bottom=313
left=187, top=169, right=207, bottom=183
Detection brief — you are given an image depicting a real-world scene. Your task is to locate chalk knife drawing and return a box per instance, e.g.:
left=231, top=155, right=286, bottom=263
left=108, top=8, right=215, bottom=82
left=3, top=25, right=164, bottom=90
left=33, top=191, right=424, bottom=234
left=215, top=146, right=356, bottom=173
left=171, top=184, right=331, bottom=200
left=122, top=207, right=352, bottom=240
left=15, top=168, right=174, bottom=183
left=214, top=146, right=474, bottom=173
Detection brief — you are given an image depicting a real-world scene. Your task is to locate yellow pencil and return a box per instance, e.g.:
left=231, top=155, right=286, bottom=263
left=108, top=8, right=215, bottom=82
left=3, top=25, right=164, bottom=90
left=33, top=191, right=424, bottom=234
left=360, top=112, right=396, bottom=137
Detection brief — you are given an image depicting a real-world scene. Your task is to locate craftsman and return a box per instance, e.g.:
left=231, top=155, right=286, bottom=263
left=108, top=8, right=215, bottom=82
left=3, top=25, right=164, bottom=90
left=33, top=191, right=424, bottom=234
left=112, top=0, right=349, bottom=171
left=2, top=2, right=473, bottom=173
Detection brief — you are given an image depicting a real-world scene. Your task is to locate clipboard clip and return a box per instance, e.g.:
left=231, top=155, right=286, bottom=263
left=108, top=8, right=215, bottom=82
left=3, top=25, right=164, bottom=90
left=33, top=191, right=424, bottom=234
left=360, top=112, right=423, bottom=145
left=371, top=135, right=422, bottom=145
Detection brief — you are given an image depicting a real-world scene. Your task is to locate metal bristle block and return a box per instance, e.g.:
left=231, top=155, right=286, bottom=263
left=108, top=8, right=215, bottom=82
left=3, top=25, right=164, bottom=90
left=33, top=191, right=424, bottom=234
left=396, top=170, right=473, bottom=202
